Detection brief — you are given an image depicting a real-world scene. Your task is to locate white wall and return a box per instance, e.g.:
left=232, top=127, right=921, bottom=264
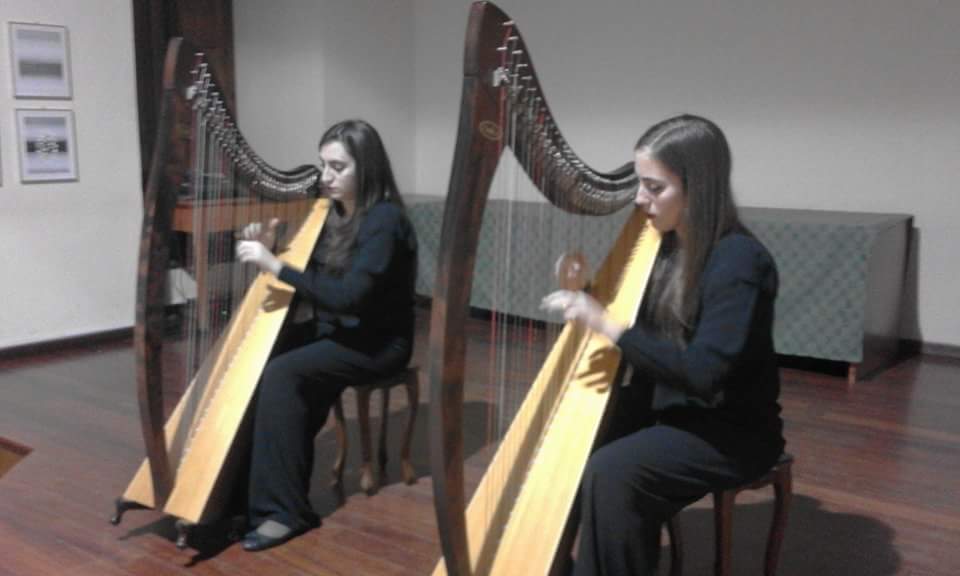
left=3, top=0, right=957, bottom=350
left=233, top=0, right=415, bottom=193
left=0, top=0, right=141, bottom=348
left=413, top=0, right=960, bottom=348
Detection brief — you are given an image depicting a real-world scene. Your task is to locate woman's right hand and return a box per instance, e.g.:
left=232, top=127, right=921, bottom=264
left=240, top=218, right=280, bottom=249
left=540, top=290, right=626, bottom=343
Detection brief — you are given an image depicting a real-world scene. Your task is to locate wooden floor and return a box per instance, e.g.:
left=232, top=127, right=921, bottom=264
left=1, top=309, right=959, bottom=575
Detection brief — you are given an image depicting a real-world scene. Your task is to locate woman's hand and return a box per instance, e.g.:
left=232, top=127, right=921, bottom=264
left=540, top=290, right=626, bottom=342
left=554, top=252, right=589, bottom=291
left=236, top=240, right=283, bottom=276
left=240, top=218, right=280, bottom=250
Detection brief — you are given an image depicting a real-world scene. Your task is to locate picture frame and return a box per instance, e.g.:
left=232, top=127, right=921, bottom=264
left=9, top=23, right=72, bottom=99
left=16, top=109, right=78, bottom=183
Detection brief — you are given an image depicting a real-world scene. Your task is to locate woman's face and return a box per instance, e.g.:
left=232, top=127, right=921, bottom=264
left=634, top=149, right=687, bottom=238
left=319, top=140, right=358, bottom=207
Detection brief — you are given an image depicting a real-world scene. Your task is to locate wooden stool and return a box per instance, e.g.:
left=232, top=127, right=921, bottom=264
left=331, top=366, right=419, bottom=497
left=667, top=452, right=794, bottom=576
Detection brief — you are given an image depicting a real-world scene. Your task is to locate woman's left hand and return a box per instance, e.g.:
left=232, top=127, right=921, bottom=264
left=540, top=290, right=625, bottom=342
left=236, top=240, right=283, bottom=276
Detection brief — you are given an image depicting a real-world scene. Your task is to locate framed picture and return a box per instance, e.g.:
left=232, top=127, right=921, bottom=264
left=16, top=109, right=78, bottom=182
left=9, top=23, right=72, bottom=99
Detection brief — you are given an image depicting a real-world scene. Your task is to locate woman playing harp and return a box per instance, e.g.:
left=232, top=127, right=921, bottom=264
left=542, top=115, right=786, bottom=576
left=112, top=38, right=328, bottom=547
left=236, top=119, right=418, bottom=552
left=113, top=37, right=328, bottom=545
left=114, top=40, right=417, bottom=552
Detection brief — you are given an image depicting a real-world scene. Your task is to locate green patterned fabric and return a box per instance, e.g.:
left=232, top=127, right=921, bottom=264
left=408, top=196, right=632, bottom=323
left=408, top=197, right=910, bottom=363
left=741, top=208, right=909, bottom=363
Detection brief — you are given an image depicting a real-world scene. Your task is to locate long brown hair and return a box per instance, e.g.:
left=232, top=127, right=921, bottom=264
left=316, top=119, right=405, bottom=274
left=636, top=114, right=744, bottom=339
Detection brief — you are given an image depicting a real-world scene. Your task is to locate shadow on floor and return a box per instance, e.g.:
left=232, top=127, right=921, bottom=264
left=660, top=493, right=900, bottom=575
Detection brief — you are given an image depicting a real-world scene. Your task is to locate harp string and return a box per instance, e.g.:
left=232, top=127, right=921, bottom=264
left=482, top=19, right=595, bottom=547
left=167, top=54, right=315, bottom=470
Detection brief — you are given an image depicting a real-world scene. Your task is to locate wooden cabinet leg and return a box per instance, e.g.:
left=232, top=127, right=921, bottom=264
left=847, top=363, right=858, bottom=388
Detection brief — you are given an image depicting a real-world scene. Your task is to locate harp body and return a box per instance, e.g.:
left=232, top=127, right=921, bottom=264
left=430, top=3, right=662, bottom=574
left=119, top=38, right=327, bottom=528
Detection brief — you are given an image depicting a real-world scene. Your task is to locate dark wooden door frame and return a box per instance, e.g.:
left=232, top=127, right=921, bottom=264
left=132, top=0, right=235, bottom=190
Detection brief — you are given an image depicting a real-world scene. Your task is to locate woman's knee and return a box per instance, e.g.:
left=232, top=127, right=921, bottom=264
left=582, top=438, right=669, bottom=513
left=582, top=443, right=631, bottom=497
left=258, top=358, right=308, bottom=406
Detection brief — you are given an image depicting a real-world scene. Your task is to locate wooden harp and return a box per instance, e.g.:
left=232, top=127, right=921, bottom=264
left=112, top=38, right=330, bottom=546
left=429, top=2, right=662, bottom=574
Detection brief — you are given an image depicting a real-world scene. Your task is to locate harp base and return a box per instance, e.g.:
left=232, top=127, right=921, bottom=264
left=109, top=497, right=150, bottom=525
left=109, top=497, right=246, bottom=551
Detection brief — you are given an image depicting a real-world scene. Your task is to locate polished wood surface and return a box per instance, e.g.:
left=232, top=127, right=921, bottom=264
left=1, top=313, right=958, bottom=575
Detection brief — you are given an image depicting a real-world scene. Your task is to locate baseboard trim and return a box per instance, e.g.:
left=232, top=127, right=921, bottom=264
left=0, top=327, right=133, bottom=364
left=3, top=320, right=959, bottom=366
left=905, top=339, right=960, bottom=360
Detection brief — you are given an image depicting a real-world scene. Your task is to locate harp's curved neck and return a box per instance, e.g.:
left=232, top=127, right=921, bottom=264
left=429, top=2, right=639, bottom=574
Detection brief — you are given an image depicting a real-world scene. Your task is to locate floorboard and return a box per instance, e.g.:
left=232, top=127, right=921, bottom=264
left=1, top=310, right=958, bottom=575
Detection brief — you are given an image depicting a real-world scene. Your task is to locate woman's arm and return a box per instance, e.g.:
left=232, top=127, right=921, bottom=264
left=277, top=204, right=403, bottom=314
left=616, top=235, right=774, bottom=402
left=235, top=218, right=284, bottom=274
left=543, top=235, right=775, bottom=403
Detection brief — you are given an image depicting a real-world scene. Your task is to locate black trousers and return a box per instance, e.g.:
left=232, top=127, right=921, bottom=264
left=573, top=387, right=781, bottom=576
left=247, top=322, right=411, bottom=532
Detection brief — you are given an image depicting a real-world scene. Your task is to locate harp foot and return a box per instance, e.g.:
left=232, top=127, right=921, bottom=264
left=110, top=498, right=148, bottom=525
left=175, top=519, right=193, bottom=550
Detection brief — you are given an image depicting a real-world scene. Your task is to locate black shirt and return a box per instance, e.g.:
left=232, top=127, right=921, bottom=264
left=616, top=232, right=784, bottom=460
left=278, top=201, right=418, bottom=353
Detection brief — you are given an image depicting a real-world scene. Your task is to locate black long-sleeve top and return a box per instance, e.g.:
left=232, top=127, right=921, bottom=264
left=616, top=232, right=784, bottom=460
left=277, top=201, right=418, bottom=353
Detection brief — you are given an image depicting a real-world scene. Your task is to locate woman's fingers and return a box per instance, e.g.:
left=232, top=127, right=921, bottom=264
left=236, top=240, right=263, bottom=262
left=540, top=290, right=575, bottom=311
left=241, top=222, right=262, bottom=240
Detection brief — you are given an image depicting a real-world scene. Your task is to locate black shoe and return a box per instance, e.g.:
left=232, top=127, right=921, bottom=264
left=242, top=526, right=305, bottom=552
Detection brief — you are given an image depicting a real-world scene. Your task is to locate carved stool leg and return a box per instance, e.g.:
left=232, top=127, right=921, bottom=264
left=356, top=386, right=376, bottom=494
left=765, top=464, right=793, bottom=576
left=666, top=516, right=683, bottom=576
left=713, top=490, right=736, bottom=576
left=400, top=371, right=419, bottom=484
left=378, top=386, right=391, bottom=485
left=331, top=395, right=348, bottom=503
